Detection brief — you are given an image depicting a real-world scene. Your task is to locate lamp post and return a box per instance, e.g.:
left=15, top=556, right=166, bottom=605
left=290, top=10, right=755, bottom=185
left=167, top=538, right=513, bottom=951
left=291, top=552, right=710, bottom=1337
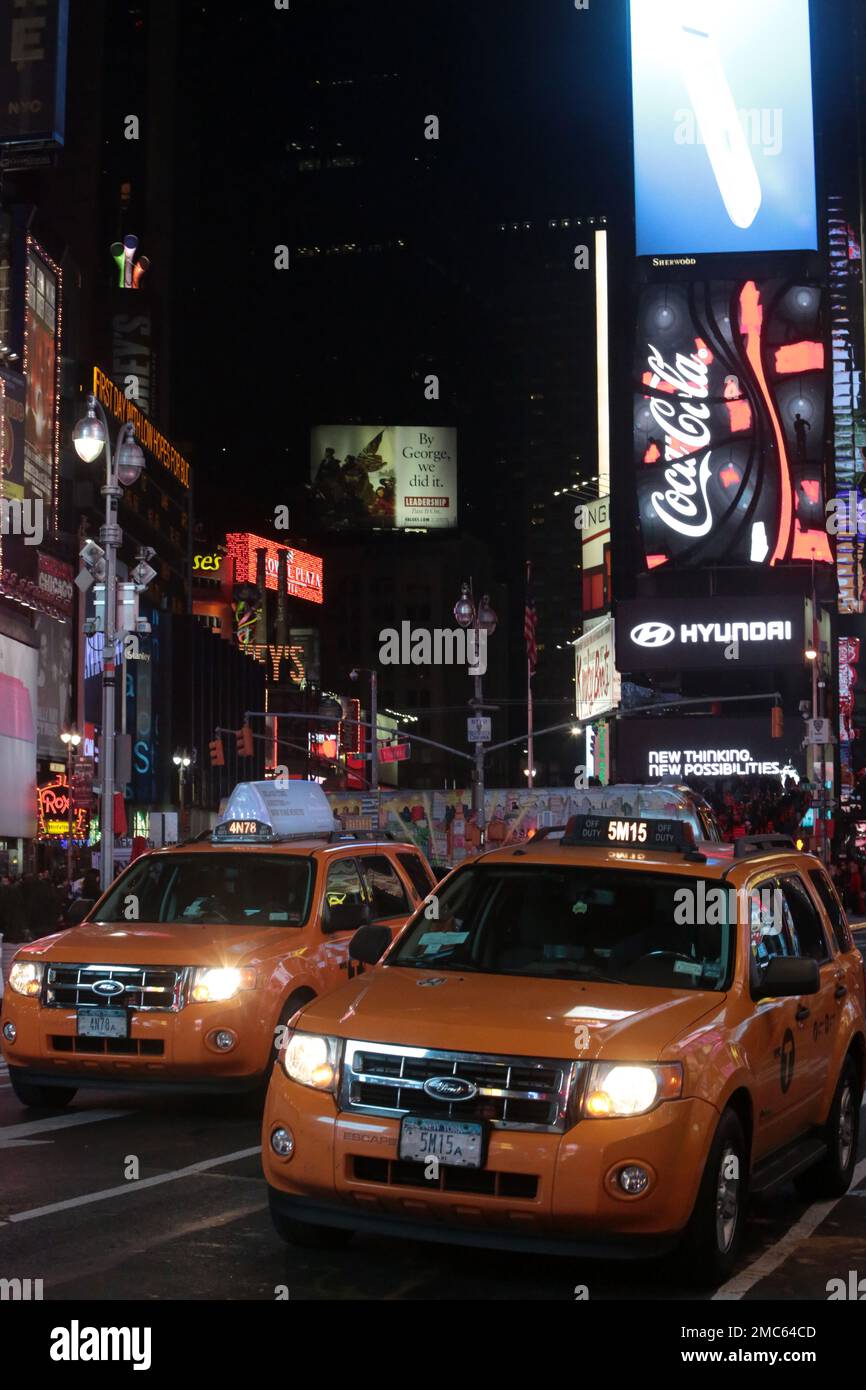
left=73, top=394, right=145, bottom=892
left=173, top=752, right=191, bottom=835
left=60, top=728, right=81, bottom=885
left=454, top=581, right=497, bottom=839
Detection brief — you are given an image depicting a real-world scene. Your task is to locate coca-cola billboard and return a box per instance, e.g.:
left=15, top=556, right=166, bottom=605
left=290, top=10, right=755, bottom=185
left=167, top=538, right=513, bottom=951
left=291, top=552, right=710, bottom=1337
left=574, top=617, right=621, bottom=722
left=634, top=278, right=832, bottom=569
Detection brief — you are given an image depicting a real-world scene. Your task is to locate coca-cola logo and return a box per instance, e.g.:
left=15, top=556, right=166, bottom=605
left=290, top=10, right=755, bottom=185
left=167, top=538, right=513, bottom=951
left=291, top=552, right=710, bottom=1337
left=645, top=345, right=715, bottom=539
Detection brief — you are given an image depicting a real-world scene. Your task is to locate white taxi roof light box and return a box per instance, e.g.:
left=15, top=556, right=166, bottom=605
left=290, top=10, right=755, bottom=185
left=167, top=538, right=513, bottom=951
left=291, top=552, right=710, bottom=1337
left=572, top=784, right=720, bottom=840
left=220, top=781, right=337, bottom=839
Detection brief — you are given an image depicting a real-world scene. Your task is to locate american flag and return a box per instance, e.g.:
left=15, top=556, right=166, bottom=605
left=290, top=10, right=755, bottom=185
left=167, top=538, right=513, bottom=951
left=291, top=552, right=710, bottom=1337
left=524, top=590, right=538, bottom=677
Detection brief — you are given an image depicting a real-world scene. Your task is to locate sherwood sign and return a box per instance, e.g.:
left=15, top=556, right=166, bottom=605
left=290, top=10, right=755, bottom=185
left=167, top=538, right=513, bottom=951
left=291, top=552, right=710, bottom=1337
left=616, top=596, right=804, bottom=671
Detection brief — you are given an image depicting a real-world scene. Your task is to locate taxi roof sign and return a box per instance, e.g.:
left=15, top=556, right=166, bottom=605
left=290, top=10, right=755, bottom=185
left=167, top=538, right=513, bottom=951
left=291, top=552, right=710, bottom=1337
left=562, top=814, right=696, bottom=852
left=216, top=780, right=336, bottom=841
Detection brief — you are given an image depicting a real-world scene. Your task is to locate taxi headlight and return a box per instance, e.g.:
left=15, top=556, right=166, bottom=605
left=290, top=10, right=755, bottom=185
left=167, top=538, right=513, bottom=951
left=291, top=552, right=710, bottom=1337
left=583, top=1062, right=683, bottom=1118
left=190, top=966, right=256, bottom=1003
left=9, top=960, right=43, bottom=998
left=283, top=1032, right=340, bottom=1092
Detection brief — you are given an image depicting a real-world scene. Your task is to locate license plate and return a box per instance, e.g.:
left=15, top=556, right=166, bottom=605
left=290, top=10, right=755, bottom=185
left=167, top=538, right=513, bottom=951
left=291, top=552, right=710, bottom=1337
left=77, top=1009, right=128, bottom=1039
left=399, top=1117, right=483, bottom=1168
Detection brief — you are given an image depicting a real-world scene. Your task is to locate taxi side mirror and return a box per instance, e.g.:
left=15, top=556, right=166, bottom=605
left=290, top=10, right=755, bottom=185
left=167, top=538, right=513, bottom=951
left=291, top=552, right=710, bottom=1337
left=65, top=898, right=94, bottom=927
left=753, top=956, right=820, bottom=999
left=349, top=923, right=392, bottom=965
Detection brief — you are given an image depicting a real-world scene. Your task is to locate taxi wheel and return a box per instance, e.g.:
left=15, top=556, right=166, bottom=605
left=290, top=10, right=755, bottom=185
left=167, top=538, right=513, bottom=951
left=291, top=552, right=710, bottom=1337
left=680, top=1107, right=746, bottom=1286
left=271, top=1210, right=354, bottom=1250
left=9, top=1073, right=77, bottom=1108
left=794, top=1057, right=860, bottom=1201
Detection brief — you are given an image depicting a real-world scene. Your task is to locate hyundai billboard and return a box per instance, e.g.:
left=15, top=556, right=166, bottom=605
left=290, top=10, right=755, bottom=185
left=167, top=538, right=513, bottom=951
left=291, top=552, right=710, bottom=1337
left=630, top=0, right=818, bottom=257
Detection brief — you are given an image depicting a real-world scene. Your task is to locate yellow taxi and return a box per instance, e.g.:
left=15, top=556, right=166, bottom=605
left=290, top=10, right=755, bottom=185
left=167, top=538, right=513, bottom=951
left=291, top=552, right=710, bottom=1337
left=262, top=813, right=866, bottom=1283
left=0, top=781, right=437, bottom=1107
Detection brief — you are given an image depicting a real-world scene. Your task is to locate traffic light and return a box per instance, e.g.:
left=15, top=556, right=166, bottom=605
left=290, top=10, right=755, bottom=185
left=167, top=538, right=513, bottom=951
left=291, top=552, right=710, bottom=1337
left=209, top=738, right=225, bottom=767
left=236, top=724, right=254, bottom=757
left=771, top=706, right=784, bottom=739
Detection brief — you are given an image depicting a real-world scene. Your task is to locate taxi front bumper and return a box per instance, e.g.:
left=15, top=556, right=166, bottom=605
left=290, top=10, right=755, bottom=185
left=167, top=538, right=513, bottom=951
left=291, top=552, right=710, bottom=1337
left=1, top=988, right=273, bottom=1091
left=262, top=1068, right=722, bottom=1254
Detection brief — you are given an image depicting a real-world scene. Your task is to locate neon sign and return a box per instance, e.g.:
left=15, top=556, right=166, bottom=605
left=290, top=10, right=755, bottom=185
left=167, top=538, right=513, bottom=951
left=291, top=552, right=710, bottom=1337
left=37, top=777, right=89, bottom=839
left=225, top=533, right=324, bottom=605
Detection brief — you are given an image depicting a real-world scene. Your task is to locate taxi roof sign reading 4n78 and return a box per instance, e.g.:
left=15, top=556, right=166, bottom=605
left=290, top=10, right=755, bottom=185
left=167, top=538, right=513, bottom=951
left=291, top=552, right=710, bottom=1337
left=562, top=814, right=695, bottom=852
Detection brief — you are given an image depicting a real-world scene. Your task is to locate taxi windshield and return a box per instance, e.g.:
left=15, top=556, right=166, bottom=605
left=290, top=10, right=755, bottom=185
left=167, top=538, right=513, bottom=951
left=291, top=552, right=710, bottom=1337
left=94, top=854, right=314, bottom=927
left=391, top=864, right=733, bottom=990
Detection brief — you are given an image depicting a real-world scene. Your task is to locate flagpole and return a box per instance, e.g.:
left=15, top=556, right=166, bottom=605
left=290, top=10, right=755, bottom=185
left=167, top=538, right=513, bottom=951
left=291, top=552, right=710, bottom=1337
left=526, top=560, right=534, bottom=787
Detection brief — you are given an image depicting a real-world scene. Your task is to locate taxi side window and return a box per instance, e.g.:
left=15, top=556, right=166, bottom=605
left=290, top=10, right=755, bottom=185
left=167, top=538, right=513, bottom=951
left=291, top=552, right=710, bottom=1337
left=808, top=869, right=851, bottom=953
left=779, top=874, right=830, bottom=963
left=325, top=858, right=366, bottom=910
left=749, top=879, right=793, bottom=967
left=360, top=854, right=410, bottom=918
left=397, top=851, right=436, bottom=899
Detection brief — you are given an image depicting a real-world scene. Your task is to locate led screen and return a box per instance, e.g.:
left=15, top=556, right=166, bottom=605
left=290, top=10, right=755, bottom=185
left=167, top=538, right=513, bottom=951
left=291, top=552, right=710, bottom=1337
left=630, top=0, right=818, bottom=256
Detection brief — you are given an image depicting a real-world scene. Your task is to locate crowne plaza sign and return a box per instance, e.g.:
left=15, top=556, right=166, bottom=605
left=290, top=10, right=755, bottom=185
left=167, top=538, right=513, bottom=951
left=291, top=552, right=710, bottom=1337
left=616, top=595, right=805, bottom=671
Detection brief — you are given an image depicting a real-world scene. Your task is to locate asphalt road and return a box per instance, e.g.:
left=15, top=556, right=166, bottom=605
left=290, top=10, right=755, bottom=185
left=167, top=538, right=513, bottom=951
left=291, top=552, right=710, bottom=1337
left=1, top=936, right=865, bottom=1303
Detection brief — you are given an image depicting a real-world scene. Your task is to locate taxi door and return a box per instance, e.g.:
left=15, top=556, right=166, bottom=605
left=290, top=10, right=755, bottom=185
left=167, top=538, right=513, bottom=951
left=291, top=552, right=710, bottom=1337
left=778, top=871, right=843, bottom=1128
left=354, top=851, right=419, bottom=973
left=741, top=875, right=807, bottom=1159
left=315, top=855, right=371, bottom=988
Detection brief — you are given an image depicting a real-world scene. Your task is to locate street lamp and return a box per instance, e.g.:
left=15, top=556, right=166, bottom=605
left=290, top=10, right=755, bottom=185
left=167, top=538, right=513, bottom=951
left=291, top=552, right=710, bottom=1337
left=454, top=580, right=497, bottom=838
left=349, top=667, right=378, bottom=792
left=60, top=728, right=82, bottom=885
left=173, top=752, right=192, bottom=833
left=74, top=393, right=146, bottom=892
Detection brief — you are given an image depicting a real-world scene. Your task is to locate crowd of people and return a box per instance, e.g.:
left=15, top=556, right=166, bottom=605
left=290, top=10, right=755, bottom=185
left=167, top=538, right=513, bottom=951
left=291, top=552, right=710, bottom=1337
left=698, top=777, right=813, bottom=842
left=0, top=867, right=101, bottom=945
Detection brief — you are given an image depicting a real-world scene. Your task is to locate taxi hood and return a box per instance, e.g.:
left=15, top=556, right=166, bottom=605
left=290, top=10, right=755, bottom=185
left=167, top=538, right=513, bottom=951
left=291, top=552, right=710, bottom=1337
left=300, top=966, right=725, bottom=1062
left=17, top=921, right=280, bottom=970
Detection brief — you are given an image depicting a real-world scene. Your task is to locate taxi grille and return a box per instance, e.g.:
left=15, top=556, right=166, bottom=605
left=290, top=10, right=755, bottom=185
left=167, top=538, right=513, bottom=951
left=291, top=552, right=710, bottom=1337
left=43, top=964, right=188, bottom=1013
left=340, top=1041, right=577, bottom=1132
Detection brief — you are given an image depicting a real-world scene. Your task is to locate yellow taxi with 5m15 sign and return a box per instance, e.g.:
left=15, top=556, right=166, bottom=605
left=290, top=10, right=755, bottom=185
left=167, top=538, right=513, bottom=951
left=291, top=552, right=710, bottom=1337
left=263, top=813, right=866, bottom=1285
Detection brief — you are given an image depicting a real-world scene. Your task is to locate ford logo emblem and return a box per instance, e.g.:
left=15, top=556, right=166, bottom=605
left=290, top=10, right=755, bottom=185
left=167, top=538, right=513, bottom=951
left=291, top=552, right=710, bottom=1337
left=630, top=621, right=675, bottom=649
left=92, top=979, right=124, bottom=998
left=423, top=1076, right=478, bottom=1102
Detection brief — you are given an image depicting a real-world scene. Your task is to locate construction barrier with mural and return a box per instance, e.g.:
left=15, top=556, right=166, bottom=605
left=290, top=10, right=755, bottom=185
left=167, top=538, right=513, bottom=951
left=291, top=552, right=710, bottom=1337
left=327, top=788, right=588, bottom=867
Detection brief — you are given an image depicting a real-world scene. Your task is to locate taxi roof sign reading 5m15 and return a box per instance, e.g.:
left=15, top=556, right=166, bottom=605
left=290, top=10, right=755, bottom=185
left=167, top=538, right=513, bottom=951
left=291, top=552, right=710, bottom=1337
left=563, top=815, right=695, bottom=851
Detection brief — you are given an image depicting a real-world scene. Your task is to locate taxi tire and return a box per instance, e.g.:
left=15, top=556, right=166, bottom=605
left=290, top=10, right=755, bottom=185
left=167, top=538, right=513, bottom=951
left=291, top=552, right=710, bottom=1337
left=271, top=1209, right=354, bottom=1250
left=679, top=1107, right=746, bottom=1287
left=9, top=1073, right=78, bottom=1108
left=793, top=1057, right=860, bottom=1201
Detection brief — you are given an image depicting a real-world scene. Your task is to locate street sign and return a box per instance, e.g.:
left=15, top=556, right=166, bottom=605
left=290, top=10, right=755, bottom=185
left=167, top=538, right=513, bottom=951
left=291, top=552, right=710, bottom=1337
left=380, top=742, right=411, bottom=763
left=804, top=718, right=833, bottom=745
left=467, top=716, right=492, bottom=744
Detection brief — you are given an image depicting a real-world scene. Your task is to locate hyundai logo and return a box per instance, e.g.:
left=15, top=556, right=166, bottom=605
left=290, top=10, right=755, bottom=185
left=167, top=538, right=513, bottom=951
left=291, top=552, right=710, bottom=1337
left=91, top=979, right=125, bottom=998
left=423, top=1075, right=478, bottom=1102
left=630, top=621, right=675, bottom=649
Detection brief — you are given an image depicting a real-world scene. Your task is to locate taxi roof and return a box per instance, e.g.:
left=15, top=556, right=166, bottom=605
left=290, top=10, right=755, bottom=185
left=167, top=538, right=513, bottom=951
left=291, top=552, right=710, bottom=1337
left=150, top=834, right=412, bottom=858
left=468, top=832, right=814, bottom=881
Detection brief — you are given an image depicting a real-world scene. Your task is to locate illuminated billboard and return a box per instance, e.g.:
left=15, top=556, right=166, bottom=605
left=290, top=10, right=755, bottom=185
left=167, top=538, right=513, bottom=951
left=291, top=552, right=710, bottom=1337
left=225, top=532, right=324, bottom=605
left=24, top=239, right=61, bottom=530
left=633, top=277, right=831, bottom=568
left=310, top=425, right=457, bottom=530
left=630, top=0, right=818, bottom=257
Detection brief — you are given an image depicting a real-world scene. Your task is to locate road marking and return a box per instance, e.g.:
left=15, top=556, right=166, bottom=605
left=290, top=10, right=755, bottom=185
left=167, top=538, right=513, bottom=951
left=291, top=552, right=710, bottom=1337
left=713, top=1154, right=866, bottom=1300
left=4, top=1146, right=261, bottom=1223
left=0, top=1109, right=130, bottom=1149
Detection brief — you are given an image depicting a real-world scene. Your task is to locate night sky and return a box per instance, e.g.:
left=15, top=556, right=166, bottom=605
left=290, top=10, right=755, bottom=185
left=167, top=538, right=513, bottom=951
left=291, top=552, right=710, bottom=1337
left=169, top=0, right=631, bottom=536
